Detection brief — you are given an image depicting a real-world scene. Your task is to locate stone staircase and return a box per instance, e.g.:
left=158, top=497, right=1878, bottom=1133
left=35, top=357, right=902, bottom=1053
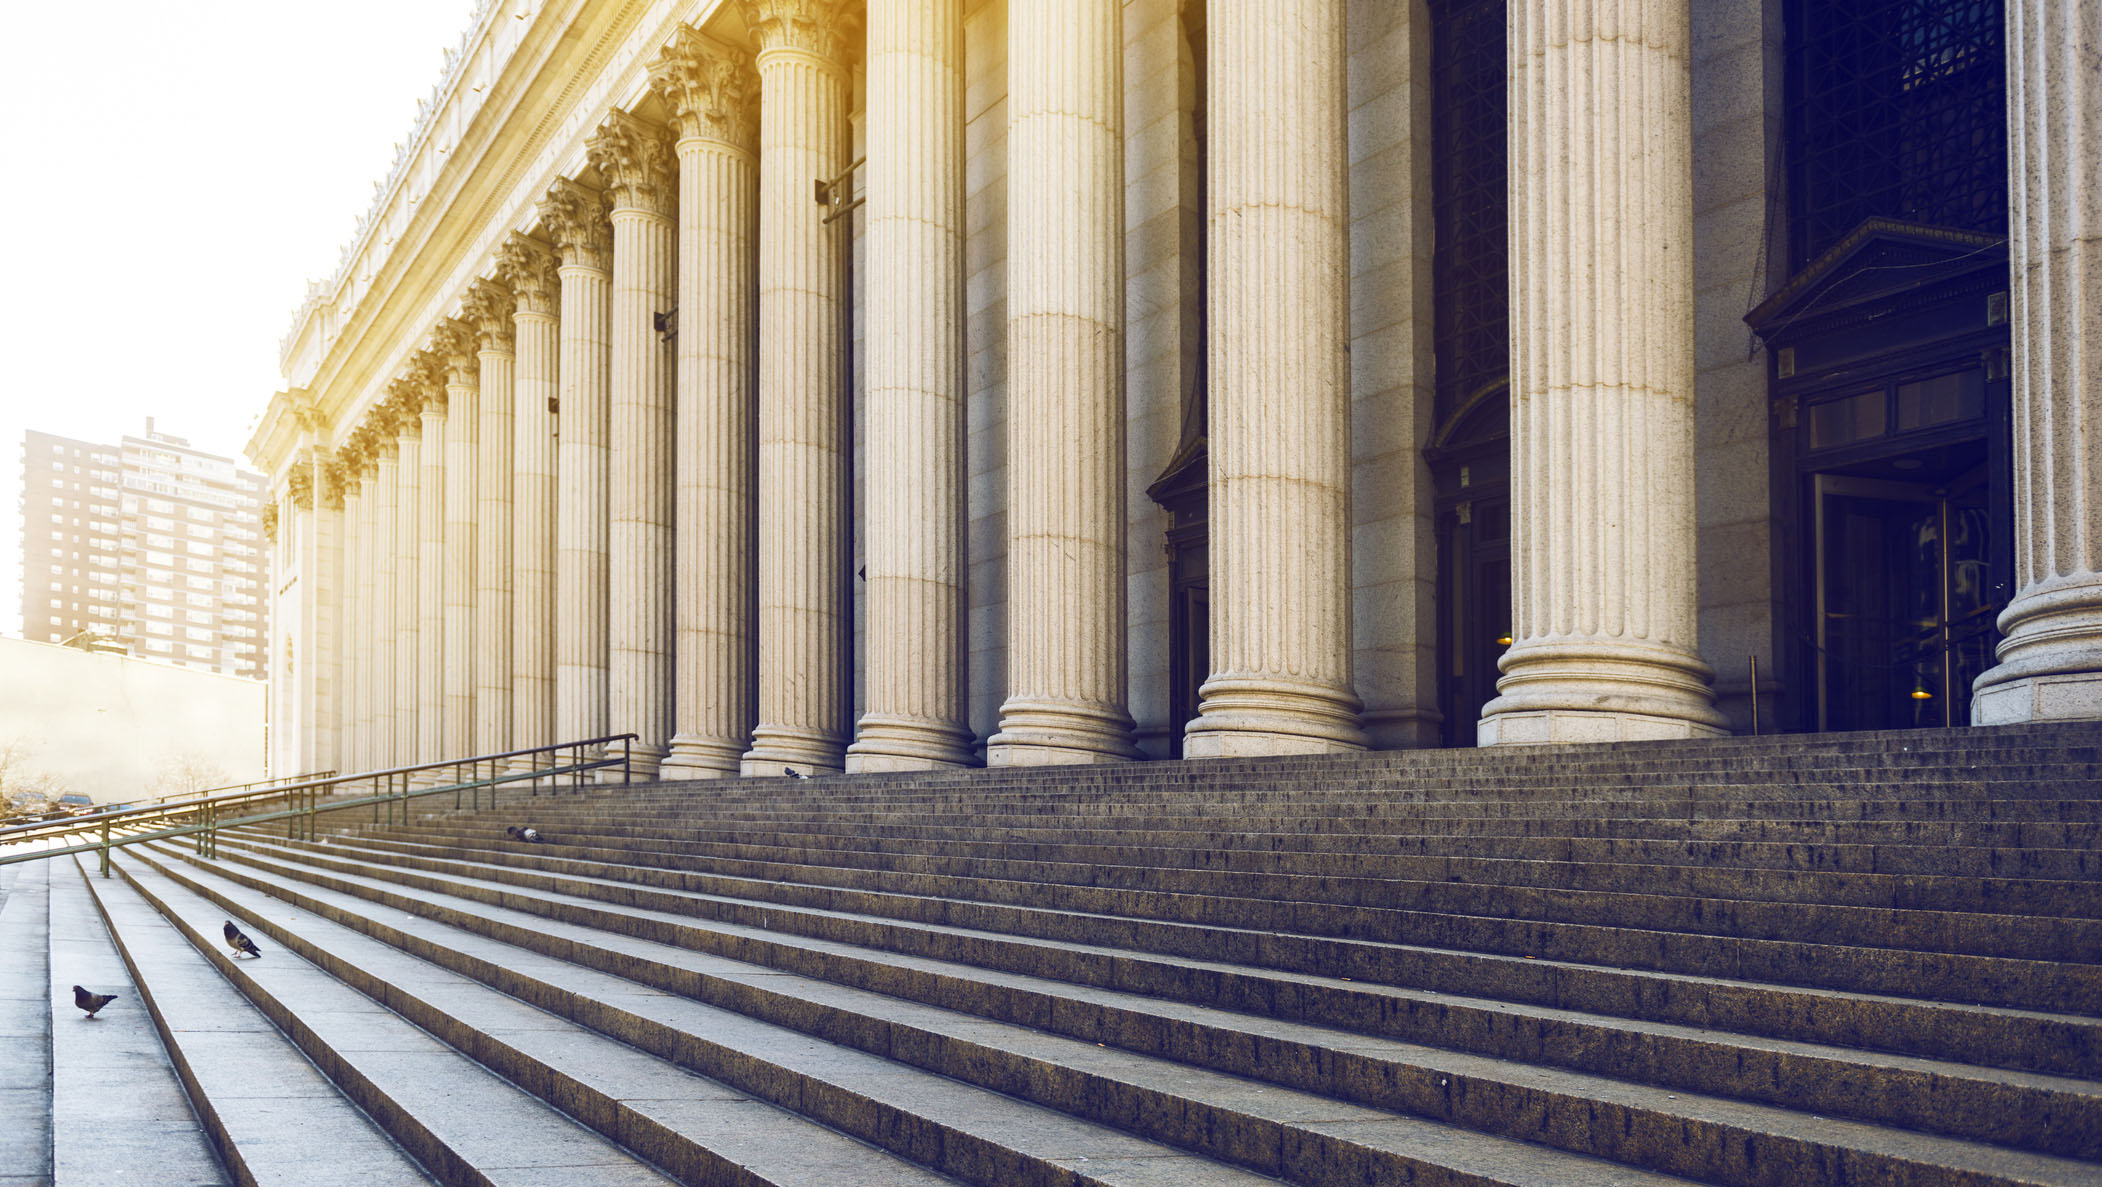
left=5, top=724, right=2100, bottom=1186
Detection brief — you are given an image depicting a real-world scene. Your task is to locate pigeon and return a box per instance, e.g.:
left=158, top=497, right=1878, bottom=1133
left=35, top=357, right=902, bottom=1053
left=223, top=920, right=263, bottom=959
left=72, top=985, right=118, bottom=1018
left=784, top=767, right=811, bottom=780
left=507, top=825, right=545, bottom=843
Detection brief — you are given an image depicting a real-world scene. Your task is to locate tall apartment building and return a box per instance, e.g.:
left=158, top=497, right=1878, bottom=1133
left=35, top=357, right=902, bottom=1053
left=16, top=420, right=268, bottom=679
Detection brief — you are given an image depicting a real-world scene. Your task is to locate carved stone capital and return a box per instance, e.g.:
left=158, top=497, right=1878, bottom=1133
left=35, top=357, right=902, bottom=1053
left=587, top=110, right=677, bottom=219
left=287, top=465, right=314, bottom=511
left=431, top=319, right=479, bottom=388
left=497, top=233, right=560, bottom=316
left=539, top=178, right=611, bottom=271
left=465, top=277, right=517, bottom=352
left=261, top=501, right=279, bottom=542
left=738, top=0, right=862, bottom=65
left=320, top=453, right=348, bottom=510
left=650, top=29, right=760, bottom=152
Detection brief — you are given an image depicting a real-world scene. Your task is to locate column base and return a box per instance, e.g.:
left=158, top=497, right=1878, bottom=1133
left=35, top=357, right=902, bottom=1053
left=1182, top=675, right=1366, bottom=758
left=1971, top=577, right=2102, bottom=724
left=845, top=713, right=977, bottom=772
left=659, top=735, right=747, bottom=779
left=619, top=742, right=669, bottom=781
left=1477, top=637, right=1727, bottom=746
left=741, top=724, right=847, bottom=777
left=986, top=697, right=1140, bottom=766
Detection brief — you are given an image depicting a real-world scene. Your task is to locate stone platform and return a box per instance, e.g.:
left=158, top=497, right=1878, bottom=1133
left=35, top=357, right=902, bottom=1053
left=4, top=724, right=2100, bottom=1185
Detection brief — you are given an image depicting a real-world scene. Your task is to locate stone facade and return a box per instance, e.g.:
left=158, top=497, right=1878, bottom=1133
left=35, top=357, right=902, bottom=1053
left=249, top=0, right=2102, bottom=780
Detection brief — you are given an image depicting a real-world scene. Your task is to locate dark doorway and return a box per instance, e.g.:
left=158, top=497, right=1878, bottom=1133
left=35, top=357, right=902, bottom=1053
left=1430, top=394, right=1510, bottom=747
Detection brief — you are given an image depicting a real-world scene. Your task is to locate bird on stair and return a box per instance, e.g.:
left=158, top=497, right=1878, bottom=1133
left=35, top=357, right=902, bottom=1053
left=72, top=985, right=118, bottom=1019
left=784, top=767, right=811, bottom=780
left=507, top=825, right=546, bottom=843
left=223, top=920, right=263, bottom=959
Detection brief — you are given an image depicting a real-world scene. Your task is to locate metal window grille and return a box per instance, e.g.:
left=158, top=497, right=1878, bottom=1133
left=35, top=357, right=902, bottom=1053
left=1431, top=0, right=1509, bottom=427
left=1787, top=0, right=2007, bottom=269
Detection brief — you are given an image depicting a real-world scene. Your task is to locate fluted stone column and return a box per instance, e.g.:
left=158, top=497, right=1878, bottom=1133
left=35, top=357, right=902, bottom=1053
left=371, top=427, right=399, bottom=770
left=288, top=452, right=321, bottom=770
left=392, top=394, right=426, bottom=770
left=988, top=0, right=1139, bottom=764
left=1184, top=0, right=1364, bottom=758
left=434, top=320, right=480, bottom=763
left=846, top=0, right=974, bottom=771
left=313, top=453, right=343, bottom=775
left=500, top=234, right=561, bottom=763
left=1974, top=2, right=2102, bottom=724
left=651, top=31, right=759, bottom=778
left=414, top=367, right=448, bottom=774
left=340, top=453, right=367, bottom=771
left=739, top=0, right=857, bottom=776
left=588, top=112, right=679, bottom=778
left=1481, top=0, right=1724, bottom=745
left=468, top=279, right=518, bottom=758
left=541, top=180, right=614, bottom=752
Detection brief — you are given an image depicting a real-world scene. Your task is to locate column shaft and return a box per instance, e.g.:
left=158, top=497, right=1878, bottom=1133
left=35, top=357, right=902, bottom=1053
left=371, top=443, right=398, bottom=770
left=393, top=424, right=422, bottom=769
left=848, top=0, right=973, bottom=771
left=477, top=343, right=516, bottom=756
left=418, top=403, right=447, bottom=766
left=513, top=313, right=559, bottom=756
left=1480, top=0, right=1724, bottom=745
left=310, top=458, right=341, bottom=774
left=342, top=479, right=364, bottom=771
left=545, top=184, right=614, bottom=751
left=443, top=367, right=479, bottom=760
left=1184, top=0, right=1364, bottom=757
left=593, top=115, right=679, bottom=778
left=741, top=19, right=853, bottom=775
left=1973, top=1, right=2102, bottom=723
left=988, top=0, right=1139, bottom=764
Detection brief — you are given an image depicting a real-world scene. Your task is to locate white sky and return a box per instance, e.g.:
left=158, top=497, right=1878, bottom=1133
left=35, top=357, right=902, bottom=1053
left=0, top=0, right=482, bottom=637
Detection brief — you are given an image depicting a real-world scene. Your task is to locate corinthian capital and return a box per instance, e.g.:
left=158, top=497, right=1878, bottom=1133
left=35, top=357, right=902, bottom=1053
left=286, top=465, right=314, bottom=511
left=497, top=233, right=560, bottom=316
left=431, top=318, right=479, bottom=387
left=382, top=377, right=425, bottom=438
left=587, top=110, right=677, bottom=218
left=320, top=452, right=348, bottom=509
left=650, top=29, right=760, bottom=152
left=539, top=178, right=611, bottom=271
left=738, top=0, right=862, bottom=65
left=465, top=277, right=516, bottom=352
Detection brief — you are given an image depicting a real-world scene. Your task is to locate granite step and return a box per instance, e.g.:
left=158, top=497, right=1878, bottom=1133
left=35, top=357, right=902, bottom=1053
left=0, top=863, right=55, bottom=1187
left=101, top=849, right=683, bottom=1187
left=338, top=824, right=2101, bottom=977
left=76, top=855, right=434, bottom=1187
left=172, top=831, right=2102, bottom=1185
left=126, top=840, right=1553, bottom=1187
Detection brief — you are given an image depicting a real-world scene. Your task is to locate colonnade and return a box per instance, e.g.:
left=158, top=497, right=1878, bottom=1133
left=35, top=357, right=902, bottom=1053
left=276, top=0, right=2102, bottom=779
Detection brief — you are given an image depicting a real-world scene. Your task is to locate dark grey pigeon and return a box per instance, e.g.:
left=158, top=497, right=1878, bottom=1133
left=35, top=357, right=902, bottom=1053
left=223, top=920, right=263, bottom=959
left=785, top=767, right=811, bottom=780
left=72, top=985, right=117, bottom=1018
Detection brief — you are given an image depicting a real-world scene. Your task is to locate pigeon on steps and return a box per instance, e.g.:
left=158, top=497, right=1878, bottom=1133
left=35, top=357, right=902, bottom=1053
left=72, top=985, right=118, bottom=1018
left=785, top=767, right=811, bottom=780
left=223, top=920, right=263, bottom=959
left=507, top=825, right=545, bottom=843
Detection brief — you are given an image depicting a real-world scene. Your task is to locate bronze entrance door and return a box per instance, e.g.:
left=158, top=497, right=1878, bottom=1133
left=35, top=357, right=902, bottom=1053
left=1813, top=469, right=1997, bottom=730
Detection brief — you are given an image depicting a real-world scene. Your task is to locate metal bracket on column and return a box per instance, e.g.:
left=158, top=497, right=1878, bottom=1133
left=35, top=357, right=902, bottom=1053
left=817, top=156, right=867, bottom=224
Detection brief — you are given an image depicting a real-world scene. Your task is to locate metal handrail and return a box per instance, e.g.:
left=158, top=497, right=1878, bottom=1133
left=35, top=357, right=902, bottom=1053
left=147, top=768, right=340, bottom=807
left=0, top=734, right=637, bottom=877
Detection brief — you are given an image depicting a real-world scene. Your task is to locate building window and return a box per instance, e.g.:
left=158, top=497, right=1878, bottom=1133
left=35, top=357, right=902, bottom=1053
left=1787, top=0, right=2007, bottom=269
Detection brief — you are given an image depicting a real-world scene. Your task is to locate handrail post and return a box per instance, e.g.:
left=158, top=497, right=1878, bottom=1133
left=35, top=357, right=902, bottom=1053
left=624, top=735, right=633, bottom=786
left=99, top=818, right=110, bottom=878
